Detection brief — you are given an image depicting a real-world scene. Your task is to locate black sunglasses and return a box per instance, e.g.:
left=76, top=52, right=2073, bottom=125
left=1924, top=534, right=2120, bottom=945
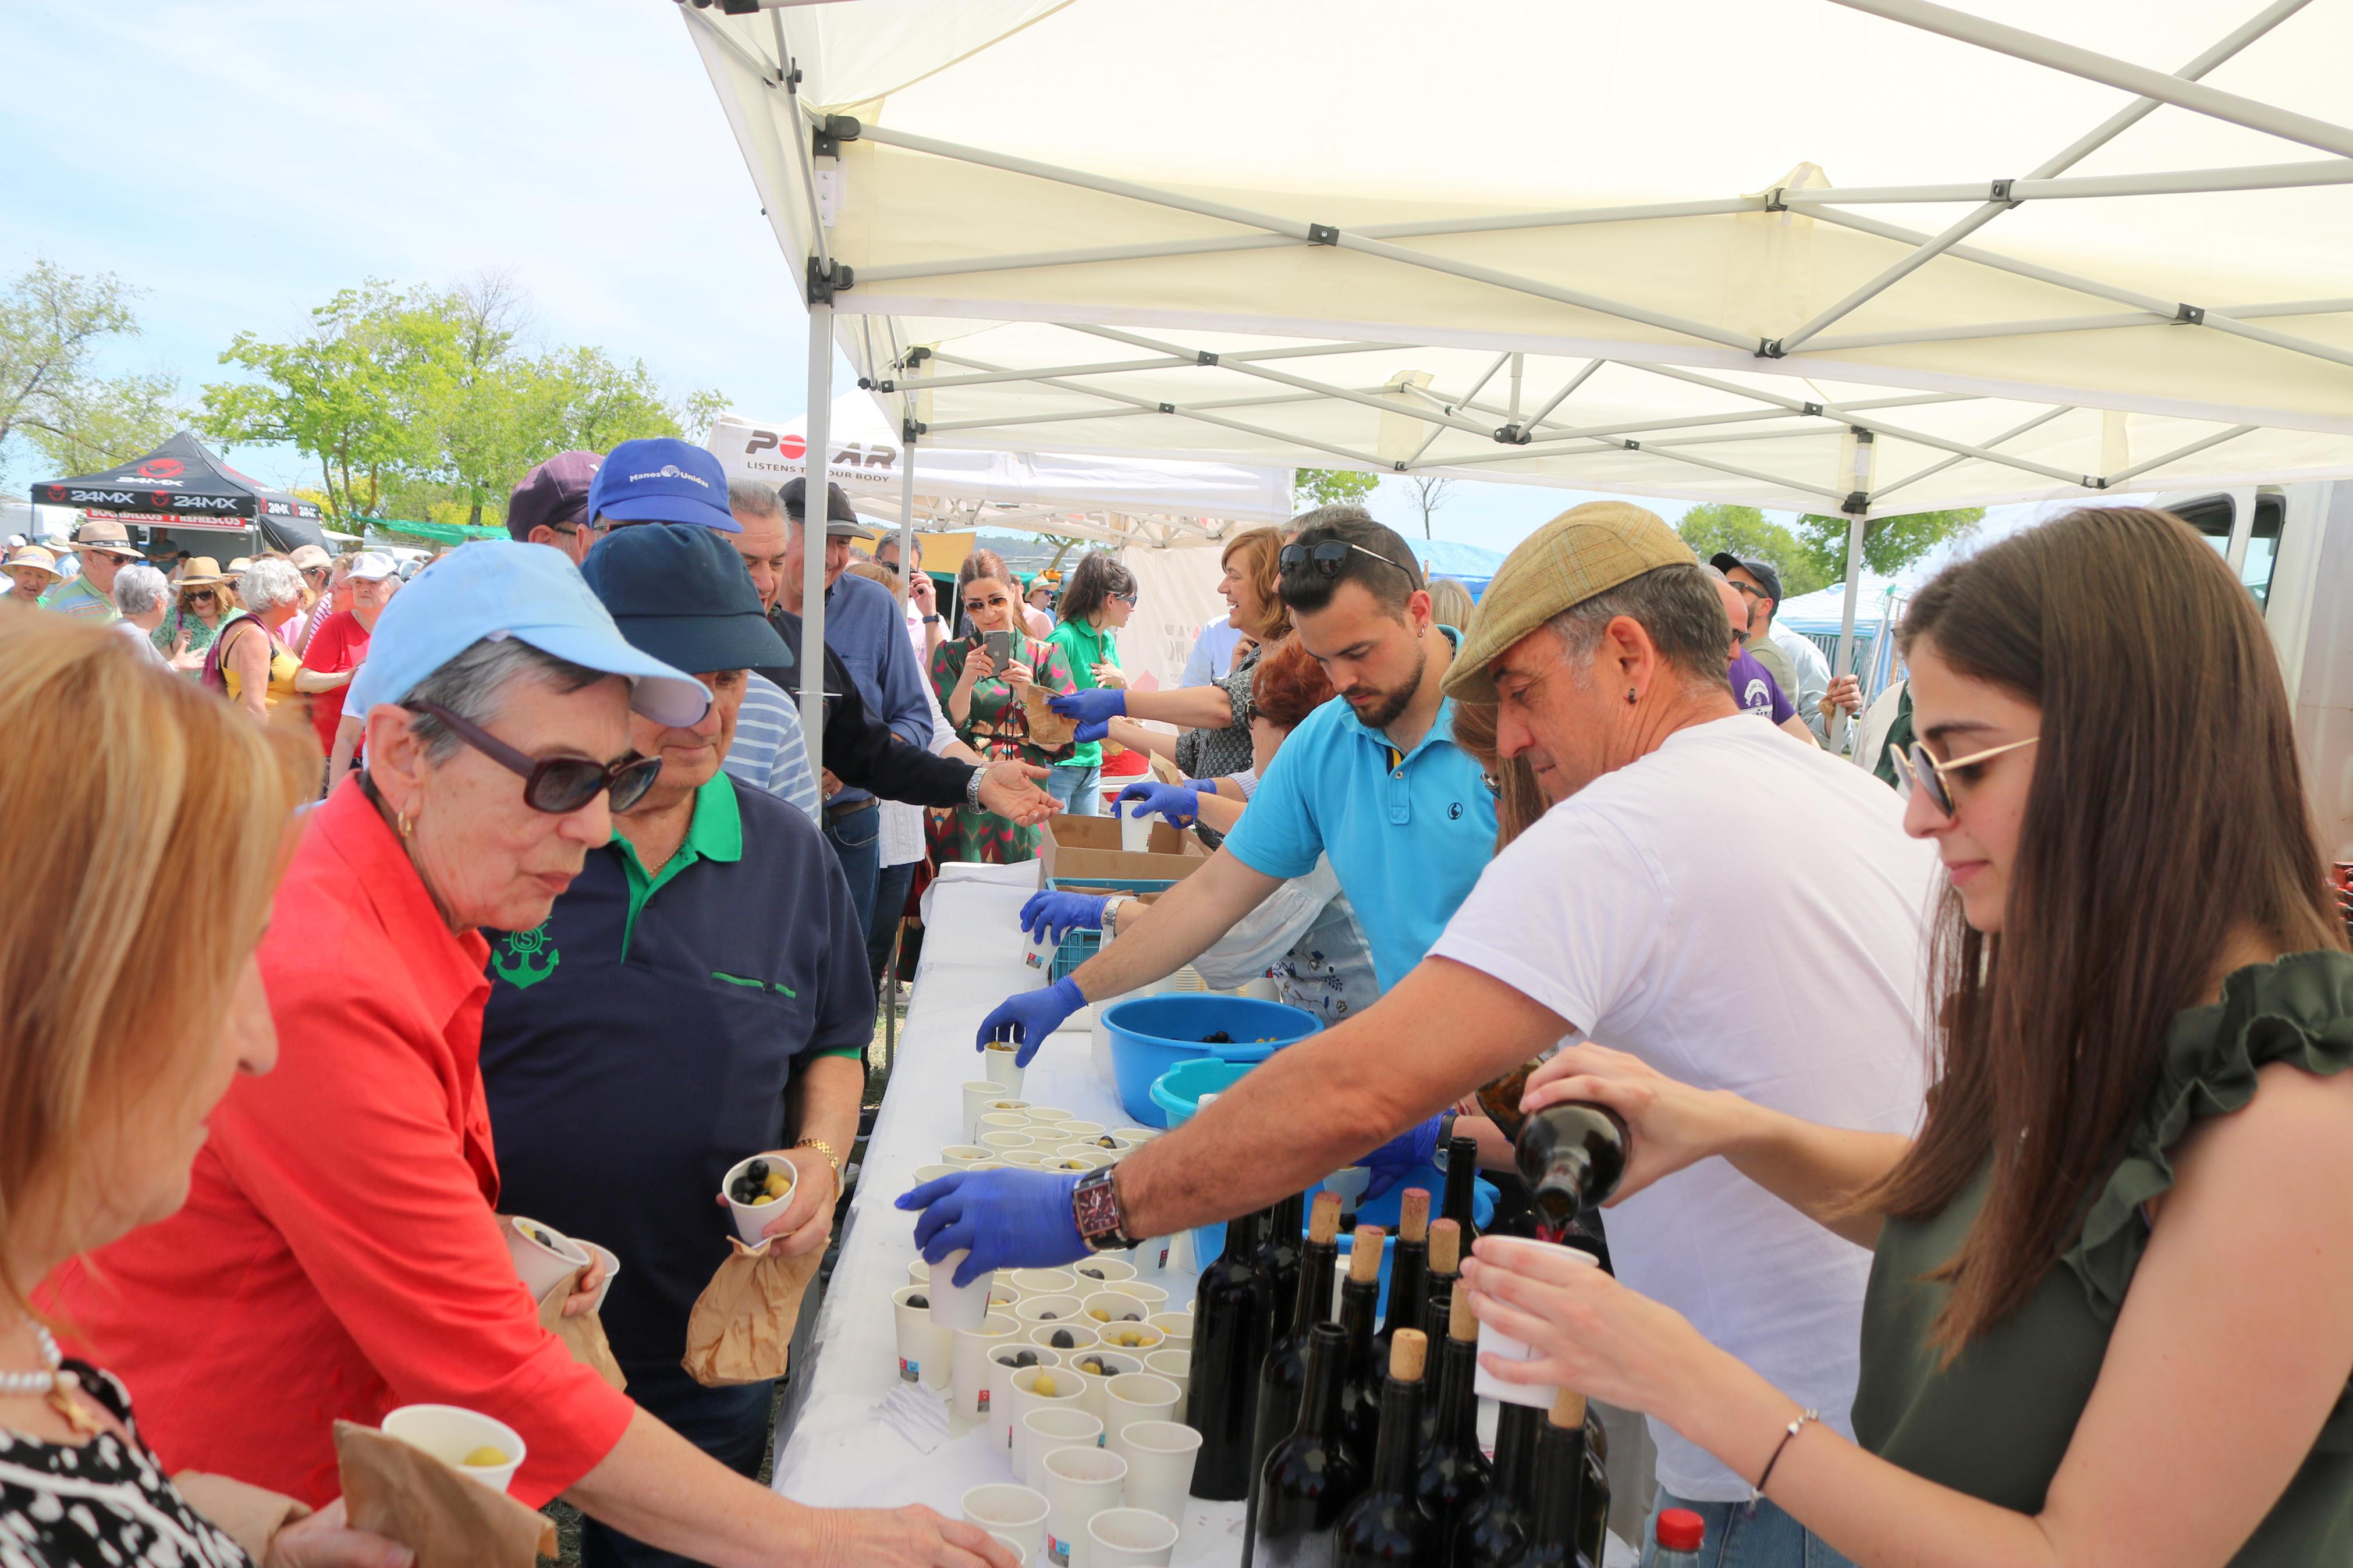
left=1893, top=736, right=2039, bottom=818
left=409, top=702, right=663, bottom=813
left=1279, top=540, right=1415, bottom=582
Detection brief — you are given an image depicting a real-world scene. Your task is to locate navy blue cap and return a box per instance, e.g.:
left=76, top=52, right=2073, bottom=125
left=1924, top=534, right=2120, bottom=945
left=580, top=523, right=790, bottom=676
left=585, top=438, right=738, bottom=532
left=1709, top=552, right=1784, bottom=605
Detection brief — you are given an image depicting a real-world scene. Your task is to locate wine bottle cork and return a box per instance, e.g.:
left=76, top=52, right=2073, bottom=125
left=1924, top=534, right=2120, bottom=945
left=1399, top=1189, right=1430, bottom=1243
left=1308, top=1190, right=1342, bottom=1246
left=1348, top=1226, right=1385, bottom=1282
left=1389, top=1328, right=1427, bottom=1383
left=1426, top=1218, right=1460, bottom=1274
left=1549, top=1386, right=1588, bottom=1428
left=1447, top=1279, right=1477, bottom=1343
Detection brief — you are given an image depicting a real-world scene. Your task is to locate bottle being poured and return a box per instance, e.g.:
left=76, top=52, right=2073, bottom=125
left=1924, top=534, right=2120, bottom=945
left=1511, top=1098, right=1629, bottom=1246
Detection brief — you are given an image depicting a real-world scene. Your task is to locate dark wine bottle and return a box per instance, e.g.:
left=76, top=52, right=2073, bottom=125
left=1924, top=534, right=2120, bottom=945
left=1332, top=1224, right=1386, bottom=1474
left=1333, top=1330, right=1433, bottom=1567
left=1188, top=1203, right=1276, bottom=1500
left=1412, top=1281, right=1490, bottom=1559
left=1257, top=1189, right=1308, bottom=1336
left=1418, top=1218, right=1462, bottom=1368
left=1247, top=1192, right=1344, bottom=1559
left=1440, top=1133, right=1480, bottom=1246
left=1456, top=1400, right=1541, bottom=1568
left=1504, top=1388, right=1590, bottom=1568
left=1514, top=1103, right=1630, bottom=1235
left=1375, top=1189, right=1429, bottom=1364
left=1474, top=1057, right=1547, bottom=1142
left=1252, top=1322, right=1362, bottom=1568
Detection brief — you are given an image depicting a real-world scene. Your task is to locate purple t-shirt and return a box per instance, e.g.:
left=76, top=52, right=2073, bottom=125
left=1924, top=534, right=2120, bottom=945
left=1729, top=649, right=1795, bottom=724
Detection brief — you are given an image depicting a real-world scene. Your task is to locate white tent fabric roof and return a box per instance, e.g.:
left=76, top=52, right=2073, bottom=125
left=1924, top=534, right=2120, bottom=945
left=708, top=393, right=1291, bottom=547
left=684, top=0, right=2353, bottom=518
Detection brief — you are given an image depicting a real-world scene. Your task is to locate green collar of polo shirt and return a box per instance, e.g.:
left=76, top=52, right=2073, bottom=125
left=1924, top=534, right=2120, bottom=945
left=609, top=772, right=742, bottom=958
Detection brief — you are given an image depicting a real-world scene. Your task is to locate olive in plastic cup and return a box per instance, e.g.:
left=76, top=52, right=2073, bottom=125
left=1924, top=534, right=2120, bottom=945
left=1028, top=1320, right=1099, bottom=1360
left=1063, top=1349, right=1141, bottom=1420
left=984, top=1036, right=1025, bottom=1091
left=1144, top=1313, right=1191, bottom=1349
left=1108, top=1420, right=1198, bottom=1536
left=1471, top=1235, right=1598, bottom=1407
left=988, top=1343, right=1057, bottom=1452
left=381, top=1404, right=526, bottom=1495
left=1105, top=1280, right=1167, bottom=1311
left=963, top=1081, right=1017, bottom=1141
left=1014, top=1292, right=1083, bottom=1329
left=927, top=1247, right=996, bottom=1332
left=1007, top=1364, right=1086, bottom=1481
left=1070, top=1257, right=1135, bottom=1286
left=721, top=1153, right=797, bottom=1245
left=892, top=1284, right=950, bottom=1389
left=503, top=1215, right=590, bottom=1303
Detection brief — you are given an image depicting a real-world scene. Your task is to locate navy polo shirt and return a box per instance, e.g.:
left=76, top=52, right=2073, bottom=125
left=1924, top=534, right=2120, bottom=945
left=479, top=773, right=867, bottom=1382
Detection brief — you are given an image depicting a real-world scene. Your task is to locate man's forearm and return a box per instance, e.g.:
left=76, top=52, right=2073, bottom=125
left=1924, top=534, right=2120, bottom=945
left=1069, top=849, right=1279, bottom=1001
left=787, top=1055, right=865, bottom=1175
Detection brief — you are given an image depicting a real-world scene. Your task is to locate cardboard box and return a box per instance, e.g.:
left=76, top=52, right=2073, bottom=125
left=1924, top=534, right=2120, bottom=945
left=1038, top=815, right=1211, bottom=891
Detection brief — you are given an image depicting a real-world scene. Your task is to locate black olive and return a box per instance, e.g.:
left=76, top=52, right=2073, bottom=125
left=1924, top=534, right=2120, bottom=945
left=1120, top=1312, right=1140, bottom=1322
left=1049, top=1329, right=1074, bottom=1348
left=907, top=1293, right=928, bottom=1309
left=1037, top=1311, right=1057, bottom=1320
left=748, top=1160, right=768, bottom=1182
left=1080, top=1268, right=1103, bottom=1279
left=1012, top=1350, right=1039, bottom=1368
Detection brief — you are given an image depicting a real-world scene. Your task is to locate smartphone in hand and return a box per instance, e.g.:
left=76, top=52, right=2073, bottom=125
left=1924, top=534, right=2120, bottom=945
left=984, top=629, right=1016, bottom=668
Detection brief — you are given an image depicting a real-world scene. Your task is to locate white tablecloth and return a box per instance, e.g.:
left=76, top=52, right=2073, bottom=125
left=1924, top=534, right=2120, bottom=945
left=769, top=863, right=1253, bottom=1563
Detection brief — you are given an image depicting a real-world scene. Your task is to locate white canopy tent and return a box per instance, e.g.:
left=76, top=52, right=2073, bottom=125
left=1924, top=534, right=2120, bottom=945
left=677, top=0, right=2353, bottom=763
left=708, top=393, right=1291, bottom=552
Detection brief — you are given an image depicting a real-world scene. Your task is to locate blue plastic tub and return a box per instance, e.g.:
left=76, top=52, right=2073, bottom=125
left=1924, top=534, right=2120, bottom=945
left=1148, top=1057, right=1264, bottom=1267
left=1104, top=994, right=1319, bottom=1128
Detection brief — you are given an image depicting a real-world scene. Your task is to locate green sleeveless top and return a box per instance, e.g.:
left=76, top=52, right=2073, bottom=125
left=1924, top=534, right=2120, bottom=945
left=1854, top=951, right=2353, bottom=1562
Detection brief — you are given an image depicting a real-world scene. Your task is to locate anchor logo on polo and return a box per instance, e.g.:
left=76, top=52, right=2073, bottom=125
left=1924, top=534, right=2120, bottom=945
left=492, top=924, right=561, bottom=990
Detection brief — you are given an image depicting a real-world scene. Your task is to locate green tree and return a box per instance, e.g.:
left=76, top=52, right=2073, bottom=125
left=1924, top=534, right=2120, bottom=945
left=1294, top=467, right=1378, bottom=510
left=1794, top=507, right=1983, bottom=584
left=0, top=259, right=182, bottom=488
left=1674, top=503, right=1831, bottom=598
left=201, top=281, right=459, bottom=521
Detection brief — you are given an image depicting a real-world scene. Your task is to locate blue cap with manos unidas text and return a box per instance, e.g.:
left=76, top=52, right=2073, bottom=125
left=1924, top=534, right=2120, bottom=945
left=584, top=438, right=738, bottom=532
left=346, top=539, right=711, bottom=727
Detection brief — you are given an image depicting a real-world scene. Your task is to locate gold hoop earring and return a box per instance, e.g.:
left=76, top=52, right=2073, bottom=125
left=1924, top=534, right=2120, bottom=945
left=396, top=806, right=414, bottom=838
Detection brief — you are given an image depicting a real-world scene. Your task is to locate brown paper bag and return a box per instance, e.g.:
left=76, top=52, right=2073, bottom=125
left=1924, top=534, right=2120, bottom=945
left=682, top=1235, right=821, bottom=1387
left=1020, top=684, right=1078, bottom=753
left=1147, top=751, right=1186, bottom=786
left=335, top=1421, right=556, bottom=1568
left=535, top=1270, right=626, bottom=1392
left=171, top=1471, right=310, bottom=1562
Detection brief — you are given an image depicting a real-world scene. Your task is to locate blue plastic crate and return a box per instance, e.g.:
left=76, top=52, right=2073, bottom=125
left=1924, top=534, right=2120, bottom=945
left=1035, top=875, right=1182, bottom=980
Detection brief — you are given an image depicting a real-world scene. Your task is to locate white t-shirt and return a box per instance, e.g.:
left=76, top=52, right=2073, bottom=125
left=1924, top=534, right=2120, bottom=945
left=1429, top=712, right=1937, bottom=1501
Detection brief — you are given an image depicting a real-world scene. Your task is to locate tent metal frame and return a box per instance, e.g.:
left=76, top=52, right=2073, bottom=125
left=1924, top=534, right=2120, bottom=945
left=683, top=0, right=2353, bottom=773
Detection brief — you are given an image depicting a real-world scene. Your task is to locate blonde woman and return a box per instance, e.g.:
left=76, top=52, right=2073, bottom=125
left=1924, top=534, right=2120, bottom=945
left=0, top=614, right=404, bottom=1567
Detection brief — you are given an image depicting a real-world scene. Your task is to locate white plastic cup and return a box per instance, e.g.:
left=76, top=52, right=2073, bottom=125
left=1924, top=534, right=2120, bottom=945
left=1141, top=1349, right=1190, bottom=1405
left=1083, top=1290, right=1149, bottom=1329
left=1018, top=1406, right=1104, bottom=1489
left=1472, top=1236, right=1598, bottom=1407
left=1109, top=1126, right=1159, bottom=1144
left=1321, top=1164, right=1372, bottom=1223
left=1025, top=1105, right=1076, bottom=1126
left=1106, top=1281, right=1168, bottom=1312
left=963, top=1082, right=1013, bottom=1141
left=1127, top=1235, right=1174, bottom=1276
left=928, top=1248, right=996, bottom=1333
left=1058, top=1121, right=1107, bottom=1142
left=1046, top=1150, right=1112, bottom=1172
left=1110, top=1420, right=1199, bottom=1531
left=893, top=1285, right=950, bottom=1390
left=980, top=1130, right=1038, bottom=1155
left=1063, top=1350, right=1141, bottom=1419
left=503, top=1215, right=590, bottom=1303
left=1029, top=1321, right=1100, bottom=1359
left=962, top=1482, right=1049, bottom=1548
left=1119, top=807, right=1154, bottom=855
left=1088, top=1507, right=1178, bottom=1567
left=1085, top=1320, right=1160, bottom=1357
left=953, top=1312, right=1021, bottom=1421
left=1099, top=1371, right=1180, bottom=1457
left=1009, top=1267, right=1078, bottom=1299
left=1006, top=1150, right=1058, bottom=1169
left=721, top=1153, right=798, bottom=1245
left=1015, top=1293, right=1084, bottom=1329
left=381, top=1404, right=527, bottom=1495
left=989, top=1345, right=1057, bottom=1452
left=580, top=1242, right=619, bottom=1315
left=1144, top=1313, right=1191, bottom=1349
left=990, top=1532, right=1032, bottom=1567
left=942, top=1144, right=994, bottom=1167
left=1042, top=1445, right=1128, bottom=1568
left=1008, top=1364, right=1086, bottom=1476
left=978, top=1111, right=1032, bottom=1139
left=984, top=1039, right=1025, bottom=1091
left=1070, top=1258, right=1136, bottom=1286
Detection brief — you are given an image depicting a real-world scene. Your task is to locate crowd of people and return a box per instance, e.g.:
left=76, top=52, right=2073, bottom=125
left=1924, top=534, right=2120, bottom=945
left=3, top=462, right=2348, bottom=1568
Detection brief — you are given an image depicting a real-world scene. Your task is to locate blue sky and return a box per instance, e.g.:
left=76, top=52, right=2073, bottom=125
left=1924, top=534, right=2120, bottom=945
left=4, top=1, right=2112, bottom=563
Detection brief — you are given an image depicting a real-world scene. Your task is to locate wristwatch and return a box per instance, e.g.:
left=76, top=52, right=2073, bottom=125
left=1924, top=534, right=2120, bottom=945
left=1071, top=1166, right=1140, bottom=1253
left=964, top=764, right=988, bottom=810
left=921, top=613, right=942, bottom=624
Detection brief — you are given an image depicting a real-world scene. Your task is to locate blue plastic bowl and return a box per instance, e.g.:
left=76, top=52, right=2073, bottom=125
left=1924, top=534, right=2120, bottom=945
left=1149, top=1057, right=1265, bottom=1267
left=1105, top=994, right=1320, bottom=1129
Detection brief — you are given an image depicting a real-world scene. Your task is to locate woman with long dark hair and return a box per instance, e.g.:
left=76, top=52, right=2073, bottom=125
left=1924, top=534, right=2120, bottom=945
left=1041, top=550, right=1138, bottom=816
left=1465, top=506, right=2353, bottom=1565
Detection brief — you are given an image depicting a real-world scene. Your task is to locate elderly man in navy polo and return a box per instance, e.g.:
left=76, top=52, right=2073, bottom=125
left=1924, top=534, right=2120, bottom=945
left=477, top=523, right=868, bottom=1568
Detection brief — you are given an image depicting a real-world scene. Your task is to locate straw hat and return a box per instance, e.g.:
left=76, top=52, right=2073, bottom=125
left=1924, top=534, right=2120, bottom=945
left=176, top=557, right=229, bottom=589
left=1444, top=501, right=1697, bottom=702
left=3, top=545, right=63, bottom=586
left=69, top=520, right=146, bottom=560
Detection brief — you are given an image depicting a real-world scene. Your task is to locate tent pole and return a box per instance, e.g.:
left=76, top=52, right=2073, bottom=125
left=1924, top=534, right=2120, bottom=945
left=1833, top=432, right=1876, bottom=763
left=896, top=424, right=918, bottom=607
left=800, top=298, right=833, bottom=781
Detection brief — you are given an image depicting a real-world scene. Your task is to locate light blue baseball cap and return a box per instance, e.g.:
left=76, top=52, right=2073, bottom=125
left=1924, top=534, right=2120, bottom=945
left=347, top=539, right=710, bottom=727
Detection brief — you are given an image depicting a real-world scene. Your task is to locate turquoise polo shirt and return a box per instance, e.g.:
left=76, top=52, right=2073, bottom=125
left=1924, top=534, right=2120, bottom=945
left=1222, top=631, right=1497, bottom=991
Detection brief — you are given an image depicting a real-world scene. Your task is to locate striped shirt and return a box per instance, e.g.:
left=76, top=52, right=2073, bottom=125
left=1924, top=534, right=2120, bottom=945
left=724, top=671, right=822, bottom=823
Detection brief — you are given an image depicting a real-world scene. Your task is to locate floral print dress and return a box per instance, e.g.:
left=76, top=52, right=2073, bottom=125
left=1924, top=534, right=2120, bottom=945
left=928, top=632, right=1077, bottom=863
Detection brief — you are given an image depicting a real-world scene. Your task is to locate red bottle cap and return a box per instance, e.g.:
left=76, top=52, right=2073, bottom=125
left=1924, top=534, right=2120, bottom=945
left=1656, top=1508, right=1705, bottom=1552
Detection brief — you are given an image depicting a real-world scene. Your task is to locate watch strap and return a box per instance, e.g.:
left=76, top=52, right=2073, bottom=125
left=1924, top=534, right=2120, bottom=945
left=1071, top=1167, right=1138, bottom=1252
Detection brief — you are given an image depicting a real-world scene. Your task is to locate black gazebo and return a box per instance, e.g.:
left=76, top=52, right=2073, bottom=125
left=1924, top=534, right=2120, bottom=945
left=31, top=431, right=330, bottom=556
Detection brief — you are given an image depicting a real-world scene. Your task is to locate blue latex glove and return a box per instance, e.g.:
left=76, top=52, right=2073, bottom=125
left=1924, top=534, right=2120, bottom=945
left=976, top=975, right=1085, bottom=1065
left=899, top=1168, right=1087, bottom=1283
left=1361, top=1115, right=1445, bottom=1201
left=1115, top=779, right=1203, bottom=828
left=1049, top=687, right=1126, bottom=744
left=1020, top=889, right=1109, bottom=945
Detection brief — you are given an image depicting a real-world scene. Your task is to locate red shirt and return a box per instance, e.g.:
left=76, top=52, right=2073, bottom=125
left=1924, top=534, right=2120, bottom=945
left=301, top=610, right=372, bottom=753
left=44, top=784, right=635, bottom=1506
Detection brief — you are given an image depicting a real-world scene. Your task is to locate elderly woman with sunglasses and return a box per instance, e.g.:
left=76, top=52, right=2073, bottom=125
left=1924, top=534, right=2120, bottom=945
left=50, top=543, right=1013, bottom=1568
left=155, top=557, right=233, bottom=670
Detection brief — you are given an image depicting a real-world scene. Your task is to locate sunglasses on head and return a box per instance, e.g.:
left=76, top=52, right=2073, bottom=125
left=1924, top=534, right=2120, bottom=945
left=408, top=701, right=664, bottom=813
left=1279, top=540, right=1414, bottom=582
left=1892, top=735, right=2038, bottom=818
